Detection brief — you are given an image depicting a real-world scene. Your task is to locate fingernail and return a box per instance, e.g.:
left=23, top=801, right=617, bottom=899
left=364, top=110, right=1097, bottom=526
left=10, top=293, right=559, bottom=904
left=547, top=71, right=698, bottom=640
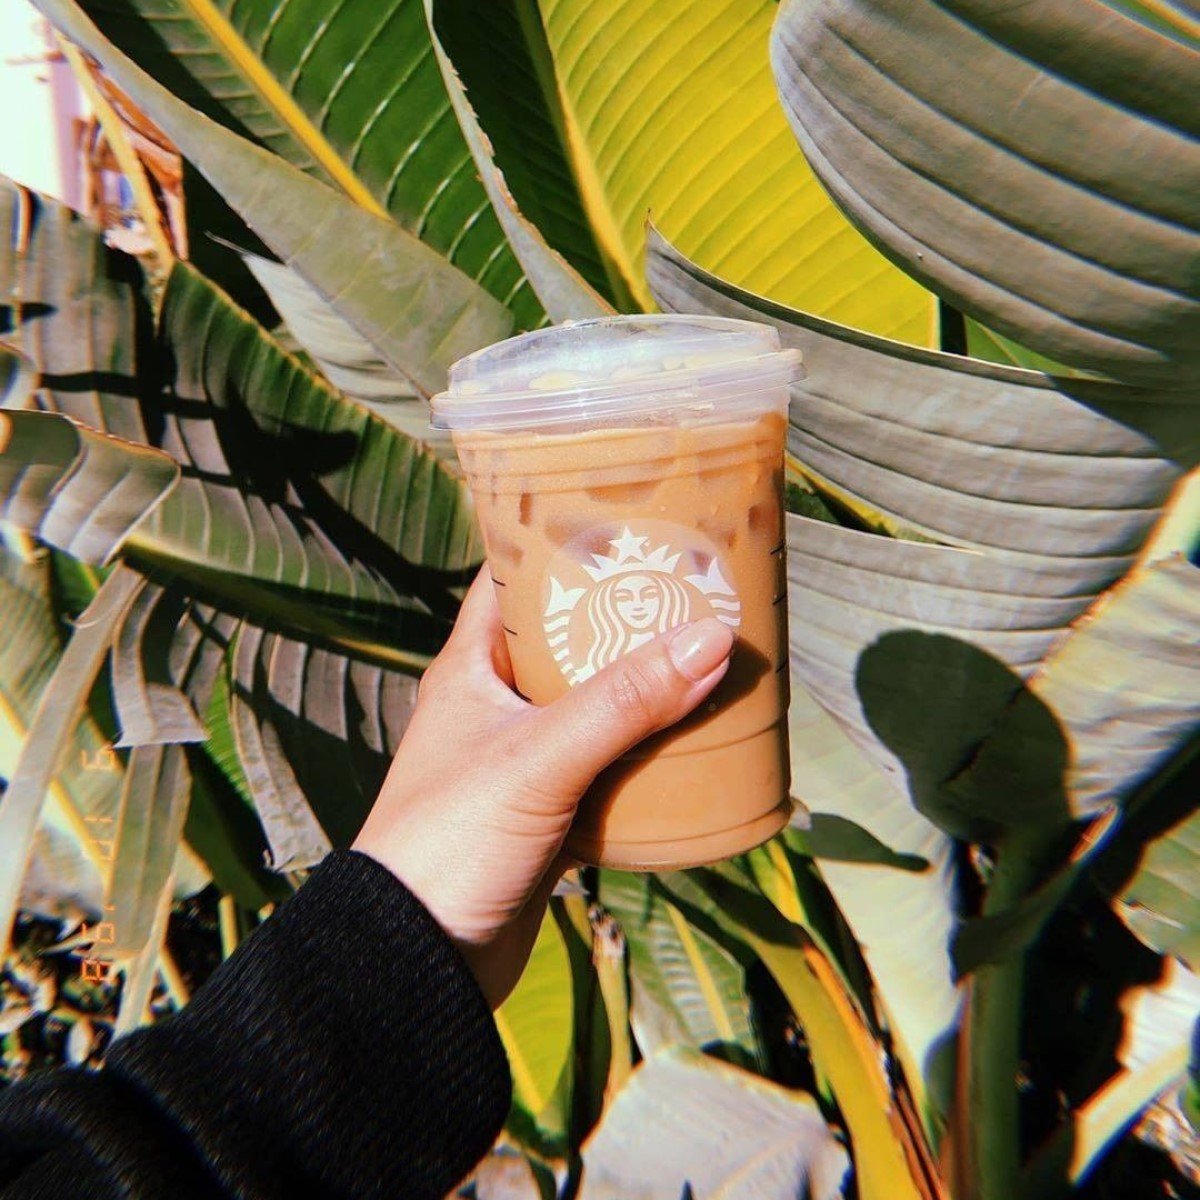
left=668, top=618, right=734, bottom=681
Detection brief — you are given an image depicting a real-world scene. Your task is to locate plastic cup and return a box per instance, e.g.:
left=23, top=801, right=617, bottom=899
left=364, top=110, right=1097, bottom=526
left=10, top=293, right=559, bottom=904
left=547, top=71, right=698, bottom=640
left=431, top=315, right=802, bottom=870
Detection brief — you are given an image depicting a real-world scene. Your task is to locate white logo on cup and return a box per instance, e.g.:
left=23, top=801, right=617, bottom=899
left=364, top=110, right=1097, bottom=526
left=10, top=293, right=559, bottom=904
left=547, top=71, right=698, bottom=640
left=543, top=524, right=741, bottom=686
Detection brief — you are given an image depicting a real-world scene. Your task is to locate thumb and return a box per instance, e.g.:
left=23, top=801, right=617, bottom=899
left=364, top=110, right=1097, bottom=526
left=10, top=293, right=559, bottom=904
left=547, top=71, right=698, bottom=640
left=524, top=617, right=734, bottom=796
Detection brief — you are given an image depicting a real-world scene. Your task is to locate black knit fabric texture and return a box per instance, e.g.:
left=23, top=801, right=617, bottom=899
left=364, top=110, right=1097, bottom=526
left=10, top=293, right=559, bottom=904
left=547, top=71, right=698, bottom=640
left=0, top=848, right=512, bottom=1199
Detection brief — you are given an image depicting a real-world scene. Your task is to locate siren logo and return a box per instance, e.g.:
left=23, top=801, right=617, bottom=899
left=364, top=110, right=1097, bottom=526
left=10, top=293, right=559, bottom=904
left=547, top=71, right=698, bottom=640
left=542, top=521, right=741, bottom=686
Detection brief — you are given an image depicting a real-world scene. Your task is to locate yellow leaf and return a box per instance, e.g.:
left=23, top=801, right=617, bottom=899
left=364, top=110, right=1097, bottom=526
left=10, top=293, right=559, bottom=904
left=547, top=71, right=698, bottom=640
left=538, top=0, right=936, bottom=343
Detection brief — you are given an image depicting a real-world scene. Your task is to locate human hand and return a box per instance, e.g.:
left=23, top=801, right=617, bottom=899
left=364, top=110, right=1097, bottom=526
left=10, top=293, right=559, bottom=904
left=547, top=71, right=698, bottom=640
left=351, top=567, right=734, bottom=1007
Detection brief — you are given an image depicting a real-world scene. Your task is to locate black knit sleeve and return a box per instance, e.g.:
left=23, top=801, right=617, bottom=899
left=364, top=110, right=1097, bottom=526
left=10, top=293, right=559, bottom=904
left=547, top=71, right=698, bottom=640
left=0, top=848, right=512, bottom=1200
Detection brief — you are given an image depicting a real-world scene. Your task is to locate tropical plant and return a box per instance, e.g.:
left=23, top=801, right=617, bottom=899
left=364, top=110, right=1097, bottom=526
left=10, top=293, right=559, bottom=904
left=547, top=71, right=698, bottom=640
left=1, top=1, right=1197, bottom=1199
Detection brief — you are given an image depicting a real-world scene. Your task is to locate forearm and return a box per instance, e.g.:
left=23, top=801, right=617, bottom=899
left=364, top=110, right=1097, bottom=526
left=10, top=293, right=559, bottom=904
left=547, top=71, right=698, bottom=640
left=0, top=850, right=511, bottom=1199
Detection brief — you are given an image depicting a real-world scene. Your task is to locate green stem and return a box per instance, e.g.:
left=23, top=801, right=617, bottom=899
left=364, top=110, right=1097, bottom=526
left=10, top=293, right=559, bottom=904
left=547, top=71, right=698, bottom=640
left=956, top=836, right=1056, bottom=1200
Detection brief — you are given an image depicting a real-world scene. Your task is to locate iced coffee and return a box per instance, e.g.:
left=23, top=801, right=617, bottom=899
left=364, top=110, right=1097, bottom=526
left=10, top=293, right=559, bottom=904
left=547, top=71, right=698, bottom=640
left=431, top=316, right=801, bottom=870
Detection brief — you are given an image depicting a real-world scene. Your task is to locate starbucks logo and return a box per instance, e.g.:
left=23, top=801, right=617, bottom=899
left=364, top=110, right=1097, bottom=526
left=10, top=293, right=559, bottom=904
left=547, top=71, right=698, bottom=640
left=542, top=522, right=742, bottom=686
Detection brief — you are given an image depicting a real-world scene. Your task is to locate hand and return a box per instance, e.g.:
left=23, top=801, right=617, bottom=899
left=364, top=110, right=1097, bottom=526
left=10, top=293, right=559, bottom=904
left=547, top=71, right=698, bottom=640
left=352, top=567, right=734, bottom=1007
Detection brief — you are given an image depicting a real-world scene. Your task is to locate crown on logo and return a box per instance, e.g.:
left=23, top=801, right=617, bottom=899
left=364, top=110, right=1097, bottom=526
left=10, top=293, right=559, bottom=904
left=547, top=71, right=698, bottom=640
left=580, top=527, right=682, bottom=582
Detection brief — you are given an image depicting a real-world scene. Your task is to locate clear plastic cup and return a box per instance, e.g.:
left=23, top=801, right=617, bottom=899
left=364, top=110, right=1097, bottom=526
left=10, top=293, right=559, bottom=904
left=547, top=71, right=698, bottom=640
left=431, top=315, right=802, bottom=870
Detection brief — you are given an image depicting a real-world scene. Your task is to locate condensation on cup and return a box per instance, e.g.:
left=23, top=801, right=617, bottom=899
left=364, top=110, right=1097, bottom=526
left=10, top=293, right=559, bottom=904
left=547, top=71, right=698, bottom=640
left=431, top=315, right=804, bottom=871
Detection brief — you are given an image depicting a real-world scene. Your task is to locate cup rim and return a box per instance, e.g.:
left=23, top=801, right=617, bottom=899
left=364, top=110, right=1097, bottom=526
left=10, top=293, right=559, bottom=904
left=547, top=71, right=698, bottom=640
left=429, top=314, right=804, bottom=432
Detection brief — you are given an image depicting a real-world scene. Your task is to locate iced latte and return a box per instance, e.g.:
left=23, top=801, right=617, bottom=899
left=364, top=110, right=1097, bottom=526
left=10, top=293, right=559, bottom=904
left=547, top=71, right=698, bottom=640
left=431, top=316, right=801, bottom=870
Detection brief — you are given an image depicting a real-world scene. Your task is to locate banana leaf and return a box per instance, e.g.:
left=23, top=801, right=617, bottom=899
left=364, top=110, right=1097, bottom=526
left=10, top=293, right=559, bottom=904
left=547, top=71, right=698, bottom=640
left=659, top=871, right=934, bottom=1200
left=1116, top=803, right=1199, bottom=969
left=648, top=230, right=1199, bottom=810
left=0, top=566, right=144, bottom=956
left=788, top=672, right=960, bottom=1131
left=0, top=181, right=148, bottom=440
left=0, top=551, right=119, bottom=921
left=430, top=0, right=936, bottom=341
left=599, top=870, right=759, bottom=1067
left=769, top=0, right=1200, bottom=386
left=425, top=0, right=612, bottom=321
left=104, top=742, right=192, bottom=958
left=34, top=0, right=515, bottom=398
left=1024, top=961, right=1200, bottom=1197
left=111, top=580, right=210, bottom=747
left=0, top=410, right=179, bottom=566
left=580, top=1047, right=849, bottom=1200
left=69, top=0, right=542, bottom=327
left=495, top=908, right=575, bottom=1154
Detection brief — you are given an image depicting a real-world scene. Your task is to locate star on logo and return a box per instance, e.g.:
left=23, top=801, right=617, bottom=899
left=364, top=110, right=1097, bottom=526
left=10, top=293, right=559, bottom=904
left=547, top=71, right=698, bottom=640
left=581, top=526, right=682, bottom=581
left=608, top=527, right=648, bottom=564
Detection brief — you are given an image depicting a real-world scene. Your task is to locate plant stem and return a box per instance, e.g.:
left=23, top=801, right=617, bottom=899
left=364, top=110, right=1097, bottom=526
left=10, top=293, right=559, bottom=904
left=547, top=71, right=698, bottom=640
left=113, top=867, right=175, bottom=1037
left=954, top=836, right=1050, bottom=1200
left=217, top=894, right=239, bottom=961
left=591, top=911, right=632, bottom=1107
left=157, top=944, right=190, bottom=1009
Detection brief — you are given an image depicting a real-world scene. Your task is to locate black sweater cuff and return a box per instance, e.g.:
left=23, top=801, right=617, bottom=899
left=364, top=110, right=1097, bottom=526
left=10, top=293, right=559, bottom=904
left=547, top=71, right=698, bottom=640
left=104, top=848, right=512, bottom=1199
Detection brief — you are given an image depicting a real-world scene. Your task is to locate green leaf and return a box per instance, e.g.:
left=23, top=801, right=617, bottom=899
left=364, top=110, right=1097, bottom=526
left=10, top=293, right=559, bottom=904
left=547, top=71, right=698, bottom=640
left=183, top=742, right=289, bottom=912
left=226, top=625, right=332, bottom=871
left=235, top=251, right=416, bottom=403
left=580, top=1047, right=849, bottom=1200
left=598, top=871, right=758, bottom=1066
left=35, top=0, right=515, bottom=398
left=70, top=0, right=541, bottom=327
left=223, top=618, right=419, bottom=864
left=232, top=249, right=464, bottom=466
left=1032, top=555, right=1200, bottom=816
left=787, top=674, right=960, bottom=1129
left=2, top=184, right=456, bottom=866
left=650, top=227, right=1196, bottom=569
left=649, top=230, right=1197, bottom=796
left=770, top=0, right=1200, bottom=386
left=104, top=743, right=192, bottom=958
left=658, top=871, right=930, bottom=1200
left=0, top=565, right=144, bottom=957
left=0, top=410, right=179, bottom=566
left=1115, top=799, right=1200, bottom=969
left=112, top=859, right=176, bottom=1036
left=495, top=909, right=574, bottom=1151
left=427, top=0, right=621, bottom=317
left=0, top=549, right=119, bottom=921
left=111, top=580, right=210, bottom=747
left=963, top=318, right=1087, bottom=378
left=97, top=262, right=478, bottom=667
left=436, top=0, right=935, bottom=341
left=0, top=181, right=149, bottom=440
left=138, top=261, right=481, bottom=587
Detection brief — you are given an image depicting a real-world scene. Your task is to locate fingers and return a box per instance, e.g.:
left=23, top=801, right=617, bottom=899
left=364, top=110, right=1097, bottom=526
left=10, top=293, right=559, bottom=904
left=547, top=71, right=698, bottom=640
left=435, top=565, right=517, bottom=689
left=444, top=566, right=501, bottom=651
left=523, top=618, right=734, bottom=797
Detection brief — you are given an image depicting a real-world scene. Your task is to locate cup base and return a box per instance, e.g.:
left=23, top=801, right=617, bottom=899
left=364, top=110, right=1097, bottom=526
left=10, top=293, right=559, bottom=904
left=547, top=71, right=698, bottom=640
left=563, top=796, right=792, bottom=872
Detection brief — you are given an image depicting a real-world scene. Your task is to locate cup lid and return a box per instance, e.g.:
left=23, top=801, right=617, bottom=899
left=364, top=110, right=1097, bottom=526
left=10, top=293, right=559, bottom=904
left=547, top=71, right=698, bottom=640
left=430, top=314, right=803, bottom=431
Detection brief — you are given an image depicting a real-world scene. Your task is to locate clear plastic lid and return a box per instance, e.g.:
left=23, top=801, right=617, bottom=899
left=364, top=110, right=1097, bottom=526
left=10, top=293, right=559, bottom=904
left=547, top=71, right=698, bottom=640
left=430, top=314, right=804, bottom=431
